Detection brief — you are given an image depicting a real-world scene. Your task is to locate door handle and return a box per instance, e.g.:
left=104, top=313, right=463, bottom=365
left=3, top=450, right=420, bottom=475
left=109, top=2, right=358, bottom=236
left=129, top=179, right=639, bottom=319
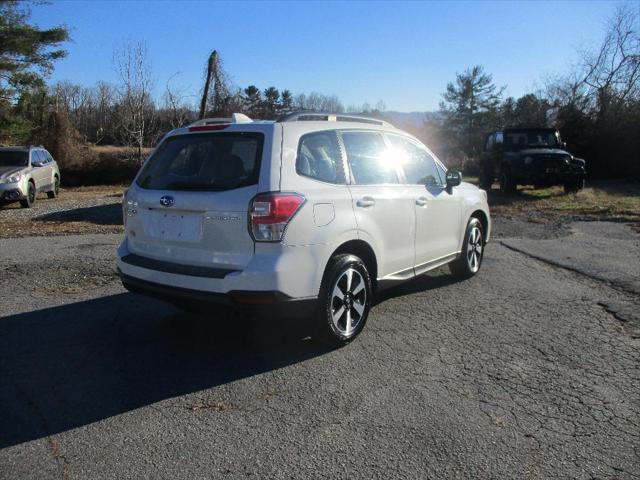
left=415, top=196, right=428, bottom=207
left=356, top=197, right=375, bottom=208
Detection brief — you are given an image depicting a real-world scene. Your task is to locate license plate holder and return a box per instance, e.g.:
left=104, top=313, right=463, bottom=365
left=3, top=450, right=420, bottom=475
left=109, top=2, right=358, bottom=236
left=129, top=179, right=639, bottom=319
left=146, top=210, right=203, bottom=242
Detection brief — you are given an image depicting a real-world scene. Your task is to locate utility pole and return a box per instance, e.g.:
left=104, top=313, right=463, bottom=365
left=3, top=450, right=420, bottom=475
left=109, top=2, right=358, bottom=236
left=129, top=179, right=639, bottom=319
left=198, top=50, right=218, bottom=120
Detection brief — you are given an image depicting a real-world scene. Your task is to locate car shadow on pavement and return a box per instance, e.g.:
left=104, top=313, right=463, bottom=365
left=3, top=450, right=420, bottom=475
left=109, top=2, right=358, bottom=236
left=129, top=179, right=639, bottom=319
left=0, top=293, right=328, bottom=449
left=34, top=203, right=123, bottom=225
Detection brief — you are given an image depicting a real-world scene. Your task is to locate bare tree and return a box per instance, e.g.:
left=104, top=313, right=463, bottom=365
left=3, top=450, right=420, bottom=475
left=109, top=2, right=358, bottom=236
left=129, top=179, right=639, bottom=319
left=93, top=82, right=116, bottom=144
left=113, top=40, right=154, bottom=163
left=579, top=4, right=639, bottom=113
left=293, top=92, right=344, bottom=112
left=163, top=72, right=192, bottom=130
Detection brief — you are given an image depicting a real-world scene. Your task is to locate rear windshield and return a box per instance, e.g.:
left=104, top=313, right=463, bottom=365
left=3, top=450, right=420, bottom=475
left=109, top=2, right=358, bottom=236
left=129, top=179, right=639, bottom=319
left=0, top=151, right=28, bottom=167
left=136, top=132, right=264, bottom=191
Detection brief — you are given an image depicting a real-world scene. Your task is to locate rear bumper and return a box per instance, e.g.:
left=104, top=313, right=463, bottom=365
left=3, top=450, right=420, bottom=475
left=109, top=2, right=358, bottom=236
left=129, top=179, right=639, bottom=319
left=119, top=270, right=318, bottom=318
left=116, top=236, right=328, bottom=299
left=116, top=236, right=326, bottom=317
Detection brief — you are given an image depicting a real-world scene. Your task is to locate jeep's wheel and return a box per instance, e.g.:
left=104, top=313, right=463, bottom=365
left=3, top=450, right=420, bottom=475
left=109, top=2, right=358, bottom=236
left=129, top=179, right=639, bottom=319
left=479, top=162, right=493, bottom=191
left=316, top=254, right=372, bottom=347
left=450, top=217, right=485, bottom=279
left=479, top=171, right=492, bottom=191
left=47, top=176, right=60, bottom=199
left=500, top=169, right=517, bottom=194
left=564, top=179, right=584, bottom=194
left=20, top=182, right=36, bottom=208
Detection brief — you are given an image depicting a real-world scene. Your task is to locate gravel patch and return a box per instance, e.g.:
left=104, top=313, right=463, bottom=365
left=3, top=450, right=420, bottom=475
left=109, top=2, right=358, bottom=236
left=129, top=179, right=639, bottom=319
left=0, top=194, right=120, bottom=221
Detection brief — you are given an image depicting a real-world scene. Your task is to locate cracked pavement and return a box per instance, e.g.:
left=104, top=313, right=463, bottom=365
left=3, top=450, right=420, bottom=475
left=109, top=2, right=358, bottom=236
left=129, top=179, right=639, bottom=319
left=0, top=220, right=639, bottom=479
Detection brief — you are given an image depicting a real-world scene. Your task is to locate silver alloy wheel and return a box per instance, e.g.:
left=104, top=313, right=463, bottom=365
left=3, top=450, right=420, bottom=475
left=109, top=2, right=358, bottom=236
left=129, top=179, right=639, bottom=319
left=466, top=226, right=483, bottom=273
left=330, top=268, right=366, bottom=337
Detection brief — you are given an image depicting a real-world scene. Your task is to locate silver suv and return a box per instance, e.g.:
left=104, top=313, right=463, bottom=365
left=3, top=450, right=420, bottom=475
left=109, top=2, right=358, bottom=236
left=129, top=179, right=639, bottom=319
left=0, top=145, right=61, bottom=208
left=118, top=113, right=491, bottom=345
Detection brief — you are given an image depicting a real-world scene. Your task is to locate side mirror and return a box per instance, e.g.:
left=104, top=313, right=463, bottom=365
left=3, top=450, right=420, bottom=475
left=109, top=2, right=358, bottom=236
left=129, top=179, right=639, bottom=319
left=562, top=141, right=567, bottom=149
left=32, top=161, right=43, bottom=167
left=446, top=170, right=462, bottom=192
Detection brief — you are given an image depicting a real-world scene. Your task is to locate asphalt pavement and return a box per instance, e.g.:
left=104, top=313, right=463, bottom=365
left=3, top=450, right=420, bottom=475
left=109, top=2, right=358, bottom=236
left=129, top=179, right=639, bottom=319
left=0, top=221, right=638, bottom=479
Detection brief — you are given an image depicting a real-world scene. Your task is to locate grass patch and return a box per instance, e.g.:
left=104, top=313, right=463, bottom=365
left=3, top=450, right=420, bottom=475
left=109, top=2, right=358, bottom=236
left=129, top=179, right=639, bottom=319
left=480, top=180, right=640, bottom=222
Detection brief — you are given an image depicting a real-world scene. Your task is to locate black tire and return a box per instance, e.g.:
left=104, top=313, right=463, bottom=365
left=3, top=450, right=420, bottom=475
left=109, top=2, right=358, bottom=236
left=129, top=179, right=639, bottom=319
left=20, top=182, right=36, bottom=208
left=449, top=217, right=485, bottom=279
left=500, top=168, right=517, bottom=195
left=47, top=176, right=60, bottom=199
left=479, top=161, right=493, bottom=191
left=315, top=254, right=372, bottom=347
left=479, top=172, right=492, bottom=191
left=563, top=179, right=584, bottom=194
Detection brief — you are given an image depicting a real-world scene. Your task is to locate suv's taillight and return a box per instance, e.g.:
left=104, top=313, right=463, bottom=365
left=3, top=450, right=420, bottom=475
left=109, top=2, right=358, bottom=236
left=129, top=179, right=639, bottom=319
left=122, top=189, right=137, bottom=226
left=249, top=193, right=305, bottom=242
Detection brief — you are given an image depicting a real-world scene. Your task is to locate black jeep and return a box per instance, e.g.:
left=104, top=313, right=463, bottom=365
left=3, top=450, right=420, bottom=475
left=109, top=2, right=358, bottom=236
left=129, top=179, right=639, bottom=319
left=479, top=128, right=586, bottom=194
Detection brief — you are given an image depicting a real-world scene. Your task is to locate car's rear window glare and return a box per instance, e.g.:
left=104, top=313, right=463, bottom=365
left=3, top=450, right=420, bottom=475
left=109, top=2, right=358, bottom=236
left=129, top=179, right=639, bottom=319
left=136, top=132, right=264, bottom=191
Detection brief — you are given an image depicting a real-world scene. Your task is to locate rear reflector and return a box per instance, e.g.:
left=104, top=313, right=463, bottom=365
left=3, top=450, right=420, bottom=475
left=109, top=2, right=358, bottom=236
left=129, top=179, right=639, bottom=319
left=249, top=193, right=305, bottom=242
left=188, top=124, right=229, bottom=132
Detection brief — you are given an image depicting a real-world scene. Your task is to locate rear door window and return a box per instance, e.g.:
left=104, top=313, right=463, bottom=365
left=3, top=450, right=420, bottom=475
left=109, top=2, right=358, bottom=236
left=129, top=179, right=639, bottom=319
left=341, top=131, right=398, bottom=185
left=388, top=135, right=443, bottom=186
left=296, top=131, right=345, bottom=184
left=136, top=132, right=263, bottom=191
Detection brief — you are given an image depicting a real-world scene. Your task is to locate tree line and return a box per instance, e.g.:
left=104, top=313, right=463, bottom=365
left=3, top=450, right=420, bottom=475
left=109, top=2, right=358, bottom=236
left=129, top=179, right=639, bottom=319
left=1, top=1, right=638, bottom=179
left=422, top=4, right=639, bottom=179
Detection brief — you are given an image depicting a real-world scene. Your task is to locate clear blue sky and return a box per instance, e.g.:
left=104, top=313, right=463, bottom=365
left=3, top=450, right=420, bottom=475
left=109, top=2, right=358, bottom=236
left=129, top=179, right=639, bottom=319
left=32, top=0, right=623, bottom=112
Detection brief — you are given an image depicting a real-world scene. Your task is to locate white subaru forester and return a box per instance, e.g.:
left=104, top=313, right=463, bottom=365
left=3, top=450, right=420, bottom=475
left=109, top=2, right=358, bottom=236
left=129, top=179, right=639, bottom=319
left=117, top=112, right=490, bottom=345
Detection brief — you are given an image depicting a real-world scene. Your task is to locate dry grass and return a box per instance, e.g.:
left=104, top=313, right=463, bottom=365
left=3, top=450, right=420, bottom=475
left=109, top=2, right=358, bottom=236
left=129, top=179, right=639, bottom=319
left=463, top=178, right=640, bottom=223
left=89, top=145, right=152, bottom=155
left=0, top=219, right=123, bottom=237
left=0, top=185, right=126, bottom=210
left=0, top=185, right=125, bottom=237
left=2, top=181, right=639, bottom=239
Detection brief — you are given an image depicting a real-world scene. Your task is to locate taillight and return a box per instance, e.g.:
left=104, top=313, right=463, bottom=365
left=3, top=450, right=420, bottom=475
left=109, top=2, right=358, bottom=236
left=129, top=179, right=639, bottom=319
left=249, top=193, right=305, bottom=242
left=122, top=189, right=137, bottom=226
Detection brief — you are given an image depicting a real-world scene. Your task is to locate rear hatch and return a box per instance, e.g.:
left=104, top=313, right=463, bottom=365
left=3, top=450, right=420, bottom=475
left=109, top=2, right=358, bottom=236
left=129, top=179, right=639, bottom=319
left=125, top=126, right=273, bottom=271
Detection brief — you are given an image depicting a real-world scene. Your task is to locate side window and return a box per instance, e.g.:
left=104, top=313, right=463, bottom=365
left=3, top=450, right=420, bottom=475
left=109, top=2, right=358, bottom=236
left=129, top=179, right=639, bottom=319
left=435, top=161, right=447, bottom=183
left=31, top=150, right=43, bottom=165
left=46, top=152, right=55, bottom=163
left=296, top=131, right=345, bottom=184
left=341, top=131, right=398, bottom=185
left=388, top=135, right=443, bottom=186
left=495, top=132, right=504, bottom=145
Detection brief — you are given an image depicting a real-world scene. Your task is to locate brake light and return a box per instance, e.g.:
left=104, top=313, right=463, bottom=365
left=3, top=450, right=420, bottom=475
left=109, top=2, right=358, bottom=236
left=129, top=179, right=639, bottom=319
left=249, top=193, right=305, bottom=242
left=122, top=189, right=137, bottom=226
left=188, top=124, right=229, bottom=132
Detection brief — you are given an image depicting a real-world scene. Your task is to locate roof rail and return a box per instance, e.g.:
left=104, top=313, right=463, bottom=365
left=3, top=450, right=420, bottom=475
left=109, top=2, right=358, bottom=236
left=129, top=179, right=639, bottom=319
left=189, top=113, right=253, bottom=127
left=276, top=111, right=392, bottom=127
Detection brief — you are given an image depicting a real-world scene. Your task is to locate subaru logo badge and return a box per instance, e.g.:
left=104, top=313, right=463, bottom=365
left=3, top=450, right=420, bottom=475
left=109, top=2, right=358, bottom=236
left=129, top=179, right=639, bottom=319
left=159, top=195, right=174, bottom=207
